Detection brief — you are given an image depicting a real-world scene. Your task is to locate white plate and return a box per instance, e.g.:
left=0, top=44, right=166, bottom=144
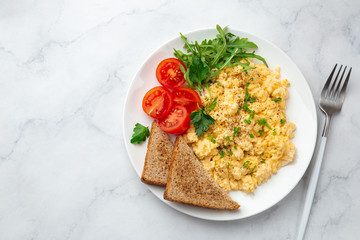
left=123, top=28, right=317, bottom=221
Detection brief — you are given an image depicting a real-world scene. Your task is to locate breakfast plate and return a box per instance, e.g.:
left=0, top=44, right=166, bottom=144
left=123, top=27, right=317, bottom=220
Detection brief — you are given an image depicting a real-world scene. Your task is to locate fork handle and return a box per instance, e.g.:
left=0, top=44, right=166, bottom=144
left=296, top=136, right=327, bottom=240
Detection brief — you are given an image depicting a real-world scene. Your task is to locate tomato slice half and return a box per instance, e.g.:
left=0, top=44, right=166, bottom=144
left=156, top=58, right=187, bottom=89
left=158, top=105, right=190, bottom=134
left=142, top=86, right=173, bottom=119
left=172, top=87, right=202, bottom=113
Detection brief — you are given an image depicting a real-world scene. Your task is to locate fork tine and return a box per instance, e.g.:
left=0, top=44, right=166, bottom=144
left=321, top=64, right=338, bottom=98
left=328, top=65, right=343, bottom=97
left=338, top=67, right=352, bottom=101
left=333, top=66, right=347, bottom=98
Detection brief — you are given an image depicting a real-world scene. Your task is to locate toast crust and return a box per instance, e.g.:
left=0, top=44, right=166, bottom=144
left=164, top=136, right=240, bottom=210
left=141, top=121, right=174, bottom=186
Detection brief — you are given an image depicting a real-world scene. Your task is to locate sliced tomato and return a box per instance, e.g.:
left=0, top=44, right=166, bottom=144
left=172, top=87, right=202, bottom=113
left=158, top=105, right=190, bottom=134
left=142, top=86, right=173, bottom=119
left=156, top=58, right=186, bottom=89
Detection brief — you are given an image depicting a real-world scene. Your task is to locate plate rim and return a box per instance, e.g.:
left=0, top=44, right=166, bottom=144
left=123, top=27, right=318, bottom=221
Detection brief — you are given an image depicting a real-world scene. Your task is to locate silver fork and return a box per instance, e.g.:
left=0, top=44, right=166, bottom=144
left=296, top=64, right=352, bottom=240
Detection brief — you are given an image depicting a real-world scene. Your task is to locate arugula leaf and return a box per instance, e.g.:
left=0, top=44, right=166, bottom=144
left=130, top=123, right=150, bottom=144
left=174, top=25, right=267, bottom=92
left=190, top=107, right=215, bottom=137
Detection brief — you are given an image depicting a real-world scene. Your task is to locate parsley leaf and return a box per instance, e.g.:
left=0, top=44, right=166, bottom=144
left=130, top=123, right=150, bottom=144
left=280, top=119, right=286, bottom=124
left=190, top=107, right=215, bottom=137
left=272, top=97, right=282, bottom=102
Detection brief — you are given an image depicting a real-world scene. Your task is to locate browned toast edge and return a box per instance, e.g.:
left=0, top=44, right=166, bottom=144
left=164, top=136, right=240, bottom=210
left=141, top=121, right=167, bottom=186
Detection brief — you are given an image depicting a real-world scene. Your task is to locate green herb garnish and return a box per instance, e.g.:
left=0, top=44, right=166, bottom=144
left=245, top=88, right=250, bottom=101
left=206, top=97, right=217, bottom=111
left=250, top=165, right=257, bottom=173
left=258, top=130, right=265, bottom=136
left=257, top=119, right=272, bottom=129
left=225, top=136, right=233, bottom=142
left=207, top=135, right=216, bottom=143
left=244, top=119, right=251, bottom=125
left=272, top=97, right=282, bottom=102
left=130, top=123, right=150, bottom=144
left=249, top=111, right=255, bottom=119
left=242, top=102, right=250, bottom=110
left=280, top=119, right=286, bottom=124
left=227, top=162, right=230, bottom=169
left=243, top=161, right=250, bottom=167
left=219, top=150, right=225, bottom=158
left=217, top=82, right=222, bottom=86
left=234, top=127, right=240, bottom=137
left=190, top=105, right=215, bottom=137
left=174, top=25, right=267, bottom=92
left=249, top=133, right=254, bottom=138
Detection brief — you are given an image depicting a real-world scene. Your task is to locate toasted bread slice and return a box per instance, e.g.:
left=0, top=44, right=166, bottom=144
left=164, top=136, right=240, bottom=210
left=141, top=121, right=174, bottom=186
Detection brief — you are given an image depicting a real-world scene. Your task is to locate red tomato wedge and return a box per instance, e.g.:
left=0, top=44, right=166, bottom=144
left=172, top=87, right=202, bottom=113
left=156, top=58, right=186, bottom=89
left=142, top=86, right=173, bottom=119
left=158, top=105, right=190, bottom=134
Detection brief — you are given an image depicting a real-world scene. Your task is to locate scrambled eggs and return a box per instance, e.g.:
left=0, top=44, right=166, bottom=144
left=184, top=61, right=296, bottom=193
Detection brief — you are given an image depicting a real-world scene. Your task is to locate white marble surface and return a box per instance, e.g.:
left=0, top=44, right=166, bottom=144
left=0, top=0, right=359, bottom=239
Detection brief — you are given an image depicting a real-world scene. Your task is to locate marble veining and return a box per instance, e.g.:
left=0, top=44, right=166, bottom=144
left=0, top=0, right=359, bottom=239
